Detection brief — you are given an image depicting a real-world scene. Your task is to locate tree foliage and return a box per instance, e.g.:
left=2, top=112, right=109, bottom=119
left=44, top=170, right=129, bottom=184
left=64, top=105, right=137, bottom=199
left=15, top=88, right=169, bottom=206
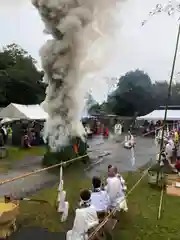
left=90, top=69, right=180, bottom=116
left=107, top=70, right=154, bottom=116
left=0, top=43, right=45, bottom=107
left=88, top=103, right=102, bottom=114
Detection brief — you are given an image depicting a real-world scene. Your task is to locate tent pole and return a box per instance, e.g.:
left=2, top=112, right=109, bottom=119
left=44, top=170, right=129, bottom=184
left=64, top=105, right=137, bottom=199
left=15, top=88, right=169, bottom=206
left=156, top=23, right=180, bottom=184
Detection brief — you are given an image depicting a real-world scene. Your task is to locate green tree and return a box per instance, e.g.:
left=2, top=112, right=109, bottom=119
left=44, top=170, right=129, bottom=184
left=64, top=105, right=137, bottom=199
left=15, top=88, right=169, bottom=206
left=171, top=82, right=180, bottom=105
left=0, top=43, right=45, bottom=107
left=106, top=70, right=154, bottom=116
left=88, top=103, right=101, bottom=114
left=152, top=81, right=180, bottom=108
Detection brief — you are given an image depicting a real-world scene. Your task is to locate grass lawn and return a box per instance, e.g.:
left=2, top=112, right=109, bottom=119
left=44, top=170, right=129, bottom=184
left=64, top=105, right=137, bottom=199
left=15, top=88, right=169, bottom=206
left=0, top=146, right=46, bottom=172
left=16, top=163, right=180, bottom=239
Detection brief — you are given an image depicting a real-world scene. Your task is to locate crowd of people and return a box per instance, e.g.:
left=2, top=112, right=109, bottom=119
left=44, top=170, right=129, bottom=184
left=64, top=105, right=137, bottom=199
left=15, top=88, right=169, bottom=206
left=84, top=121, right=110, bottom=139
left=156, top=127, right=180, bottom=174
left=0, top=121, right=44, bottom=148
left=143, top=120, right=180, bottom=136
left=67, top=165, right=128, bottom=240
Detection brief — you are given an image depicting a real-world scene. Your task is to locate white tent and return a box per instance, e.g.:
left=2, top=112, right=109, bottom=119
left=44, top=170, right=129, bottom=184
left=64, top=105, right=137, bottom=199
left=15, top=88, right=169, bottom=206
left=0, top=103, right=48, bottom=120
left=0, top=118, right=13, bottom=124
left=137, top=110, right=180, bottom=121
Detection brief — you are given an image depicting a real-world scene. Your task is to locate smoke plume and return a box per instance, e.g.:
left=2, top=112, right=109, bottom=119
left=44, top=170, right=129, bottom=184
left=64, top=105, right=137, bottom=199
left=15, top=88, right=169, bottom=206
left=32, top=0, right=123, bottom=150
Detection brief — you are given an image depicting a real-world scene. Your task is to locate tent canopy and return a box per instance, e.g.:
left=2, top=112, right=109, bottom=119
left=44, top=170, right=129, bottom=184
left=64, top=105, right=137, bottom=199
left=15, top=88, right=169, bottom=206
left=0, top=103, right=48, bottom=120
left=137, top=110, right=180, bottom=121
left=0, top=118, right=13, bottom=124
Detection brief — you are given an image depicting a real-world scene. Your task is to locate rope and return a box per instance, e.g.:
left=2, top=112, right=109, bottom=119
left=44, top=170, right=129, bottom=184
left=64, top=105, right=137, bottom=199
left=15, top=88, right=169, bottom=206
left=88, top=165, right=151, bottom=240
left=0, top=154, right=88, bottom=186
left=142, top=125, right=164, bottom=137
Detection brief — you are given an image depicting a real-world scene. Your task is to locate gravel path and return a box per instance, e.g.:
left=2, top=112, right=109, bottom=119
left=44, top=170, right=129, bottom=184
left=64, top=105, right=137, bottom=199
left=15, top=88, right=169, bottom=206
left=0, top=163, right=58, bottom=198
left=87, top=135, right=158, bottom=177
left=0, top=136, right=158, bottom=198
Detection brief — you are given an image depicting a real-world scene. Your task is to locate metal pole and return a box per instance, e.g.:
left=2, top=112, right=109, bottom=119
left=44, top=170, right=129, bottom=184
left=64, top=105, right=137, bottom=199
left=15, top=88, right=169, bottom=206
left=157, top=23, right=180, bottom=184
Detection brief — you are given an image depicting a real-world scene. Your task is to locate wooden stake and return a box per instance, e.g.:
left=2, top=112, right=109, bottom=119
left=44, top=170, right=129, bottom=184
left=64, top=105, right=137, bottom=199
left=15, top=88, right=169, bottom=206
left=158, top=187, right=164, bottom=220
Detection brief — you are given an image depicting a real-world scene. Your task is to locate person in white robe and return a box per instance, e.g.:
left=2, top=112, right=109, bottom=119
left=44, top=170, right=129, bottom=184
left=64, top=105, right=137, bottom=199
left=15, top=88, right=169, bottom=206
left=124, top=130, right=135, bottom=149
left=129, top=131, right=135, bottom=147
left=165, top=139, right=174, bottom=167
left=114, top=123, right=122, bottom=141
left=66, top=189, right=99, bottom=240
left=114, top=166, right=127, bottom=192
left=108, top=165, right=127, bottom=192
left=106, top=166, right=128, bottom=212
left=91, top=176, right=110, bottom=214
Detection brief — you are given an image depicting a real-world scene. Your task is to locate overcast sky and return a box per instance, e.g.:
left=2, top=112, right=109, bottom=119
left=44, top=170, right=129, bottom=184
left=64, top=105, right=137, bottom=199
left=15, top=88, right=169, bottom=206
left=1, top=0, right=180, bottom=102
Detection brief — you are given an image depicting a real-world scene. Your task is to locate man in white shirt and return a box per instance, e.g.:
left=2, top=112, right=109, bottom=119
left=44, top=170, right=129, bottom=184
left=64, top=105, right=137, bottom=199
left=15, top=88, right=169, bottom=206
left=106, top=166, right=128, bottom=212
left=91, top=176, right=110, bottom=214
left=66, top=189, right=99, bottom=240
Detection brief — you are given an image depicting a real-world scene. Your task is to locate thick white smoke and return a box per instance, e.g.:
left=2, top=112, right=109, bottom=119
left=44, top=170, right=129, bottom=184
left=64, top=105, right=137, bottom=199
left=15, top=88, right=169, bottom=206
left=32, top=0, right=124, bottom=150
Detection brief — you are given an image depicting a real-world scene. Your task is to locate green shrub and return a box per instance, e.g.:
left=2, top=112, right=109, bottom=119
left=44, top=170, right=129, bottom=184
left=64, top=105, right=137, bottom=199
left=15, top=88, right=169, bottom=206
left=42, top=137, right=89, bottom=167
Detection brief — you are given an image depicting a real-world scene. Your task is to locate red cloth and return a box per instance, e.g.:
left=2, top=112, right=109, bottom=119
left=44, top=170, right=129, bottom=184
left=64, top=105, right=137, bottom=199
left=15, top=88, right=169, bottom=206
left=73, top=144, right=78, bottom=154
left=175, top=160, right=180, bottom=171
left=103, top=127, right=109, bottom=136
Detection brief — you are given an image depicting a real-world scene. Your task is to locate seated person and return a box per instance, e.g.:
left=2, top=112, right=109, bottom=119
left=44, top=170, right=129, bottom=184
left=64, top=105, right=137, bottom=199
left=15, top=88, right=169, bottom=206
left=66, top=189, right=98, bottom=240
left=106, top=166, right=128, bottom=212
left=92, top=175, right=117, bottom=233
left=91, top=177, right=110, bottom=217
left=22, top=131, right=31, bottom=148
